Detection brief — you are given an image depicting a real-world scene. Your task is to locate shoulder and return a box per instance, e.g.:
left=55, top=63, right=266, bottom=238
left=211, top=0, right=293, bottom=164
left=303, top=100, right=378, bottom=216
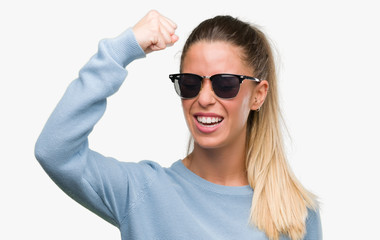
left=304, top=207, right=323, bottom=239
left=138, top=160, right=163, bottom=169
left=117, top=159, right=165, bottom=176
left=132, top=160, right=164, bottom=172
left=306, top=207, right=321, bottom=225
left=84, top=155, right=167, bottom=190
left=115, top=160, right=170, bottom=185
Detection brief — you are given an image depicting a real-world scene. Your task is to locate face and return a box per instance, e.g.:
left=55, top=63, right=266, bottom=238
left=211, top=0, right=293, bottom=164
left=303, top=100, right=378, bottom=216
left=181, top=41, right=265, bottom=150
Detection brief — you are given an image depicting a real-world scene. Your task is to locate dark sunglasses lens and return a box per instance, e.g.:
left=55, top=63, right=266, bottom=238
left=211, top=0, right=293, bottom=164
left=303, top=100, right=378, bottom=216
left=175, top=74, right=201, bottom=98
left=212, top=75, right=240, bottom=98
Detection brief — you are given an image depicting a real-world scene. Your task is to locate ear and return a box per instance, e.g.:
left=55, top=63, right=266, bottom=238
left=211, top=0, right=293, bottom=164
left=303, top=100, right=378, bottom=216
left=250, top=80, right=269, bottom=111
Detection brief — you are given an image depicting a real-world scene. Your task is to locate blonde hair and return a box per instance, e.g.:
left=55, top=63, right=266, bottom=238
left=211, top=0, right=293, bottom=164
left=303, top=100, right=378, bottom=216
left=181, top=16, right=317, bottom=240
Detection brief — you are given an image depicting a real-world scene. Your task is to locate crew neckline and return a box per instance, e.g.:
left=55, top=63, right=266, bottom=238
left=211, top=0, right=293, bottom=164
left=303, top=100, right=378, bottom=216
left=171, top=160, right=253, bottom=196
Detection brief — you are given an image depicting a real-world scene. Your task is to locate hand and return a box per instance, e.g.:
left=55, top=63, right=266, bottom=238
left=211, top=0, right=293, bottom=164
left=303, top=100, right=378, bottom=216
left=133, top=10, right=179, bottom=54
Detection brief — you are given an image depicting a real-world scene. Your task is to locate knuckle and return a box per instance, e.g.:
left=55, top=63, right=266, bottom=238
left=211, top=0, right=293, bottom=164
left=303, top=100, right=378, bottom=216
left=167, top=28, right=175, bottom=35
left=148, top=10, right=160, bottom=18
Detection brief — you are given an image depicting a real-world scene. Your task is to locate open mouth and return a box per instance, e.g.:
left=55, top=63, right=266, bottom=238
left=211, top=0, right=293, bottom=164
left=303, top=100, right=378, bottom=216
left=195, top=116, right=224, bottom=128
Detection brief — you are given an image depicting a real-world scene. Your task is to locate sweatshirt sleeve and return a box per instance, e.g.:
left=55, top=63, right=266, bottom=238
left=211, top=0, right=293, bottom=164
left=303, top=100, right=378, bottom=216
left=34, top=28, right=148, bottom=227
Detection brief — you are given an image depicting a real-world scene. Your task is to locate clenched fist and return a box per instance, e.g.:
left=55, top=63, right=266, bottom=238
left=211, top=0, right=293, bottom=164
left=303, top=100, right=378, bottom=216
left=133, top=10, right=179, bottom=54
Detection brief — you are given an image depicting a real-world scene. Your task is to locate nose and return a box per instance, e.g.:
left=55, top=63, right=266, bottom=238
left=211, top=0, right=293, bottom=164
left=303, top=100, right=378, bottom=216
left=197, top=78, right=216, bottom=107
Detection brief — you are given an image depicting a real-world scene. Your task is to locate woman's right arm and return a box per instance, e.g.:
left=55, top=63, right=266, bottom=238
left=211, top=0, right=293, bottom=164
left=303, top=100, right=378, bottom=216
left=34, top=10, right=177, bottom=227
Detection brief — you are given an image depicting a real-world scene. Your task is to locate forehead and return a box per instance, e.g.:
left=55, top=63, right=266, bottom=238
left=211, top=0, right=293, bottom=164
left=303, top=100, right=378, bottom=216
left=182, top=41, right=250, bottom=75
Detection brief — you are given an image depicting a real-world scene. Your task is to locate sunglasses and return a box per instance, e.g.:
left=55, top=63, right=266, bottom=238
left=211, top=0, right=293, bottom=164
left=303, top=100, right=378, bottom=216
left=169, top=73, right=261, bottom=99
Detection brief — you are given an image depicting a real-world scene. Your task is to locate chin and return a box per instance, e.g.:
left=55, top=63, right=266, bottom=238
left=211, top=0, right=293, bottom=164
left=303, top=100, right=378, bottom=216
left=192, top=136, right=229, bottom=150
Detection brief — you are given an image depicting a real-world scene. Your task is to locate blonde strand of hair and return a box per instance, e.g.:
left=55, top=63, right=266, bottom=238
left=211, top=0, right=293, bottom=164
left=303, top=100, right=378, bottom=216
left=246, top=88, right=317, bottom=240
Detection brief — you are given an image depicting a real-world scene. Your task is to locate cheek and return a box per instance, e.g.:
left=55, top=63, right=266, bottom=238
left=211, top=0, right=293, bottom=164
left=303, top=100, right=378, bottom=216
left=181, top=100, right=189, bottom=112
left=230, top=88, right=254, bottom=122
left=239, top=82, right=255, bottom=110
left=229, top=100, right=251, bottom=124
left=181, top=100, right=193, bottom=120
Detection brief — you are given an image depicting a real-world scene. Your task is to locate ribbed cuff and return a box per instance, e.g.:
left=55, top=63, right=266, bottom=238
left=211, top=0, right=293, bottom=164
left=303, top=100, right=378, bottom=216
left=107, top=28, right=146, bottom=68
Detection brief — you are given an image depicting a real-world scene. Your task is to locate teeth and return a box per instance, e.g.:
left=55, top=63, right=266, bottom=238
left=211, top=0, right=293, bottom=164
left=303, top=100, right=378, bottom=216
left=197, top=116, right=223, bottom=125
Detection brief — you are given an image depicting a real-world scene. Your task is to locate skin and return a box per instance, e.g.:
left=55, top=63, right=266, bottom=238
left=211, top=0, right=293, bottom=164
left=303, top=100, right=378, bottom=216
left=133, top=10, right=179, bottom=53
left=133, top=10, right=268, bottom=186
left=181, top=41, right=268, bottom=186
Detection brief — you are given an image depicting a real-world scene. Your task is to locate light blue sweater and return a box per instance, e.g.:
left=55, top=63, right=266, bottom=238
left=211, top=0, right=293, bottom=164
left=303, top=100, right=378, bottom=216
left=35, top=28, right=322, bottom=240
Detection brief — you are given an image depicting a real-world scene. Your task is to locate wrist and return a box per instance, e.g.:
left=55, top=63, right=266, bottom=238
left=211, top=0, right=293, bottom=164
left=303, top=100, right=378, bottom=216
left=107, top=28, right=146, bottom=67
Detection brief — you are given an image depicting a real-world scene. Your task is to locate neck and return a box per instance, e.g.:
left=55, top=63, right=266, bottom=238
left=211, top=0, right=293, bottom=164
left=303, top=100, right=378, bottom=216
left=183, top=138, right=248, bottom=186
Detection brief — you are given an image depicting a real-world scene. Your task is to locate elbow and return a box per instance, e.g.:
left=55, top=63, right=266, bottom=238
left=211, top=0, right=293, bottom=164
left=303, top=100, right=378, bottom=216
left=34, top=136, right=81, bottom=190
left=34, top=136, right=50, bottom=166
left=34, top=135, right=75, bottom=182
left=34, top=133, right=61, bottom=168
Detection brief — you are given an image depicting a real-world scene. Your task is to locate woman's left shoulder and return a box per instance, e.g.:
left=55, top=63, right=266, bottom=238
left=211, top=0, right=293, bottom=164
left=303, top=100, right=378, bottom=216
left=304, top=207, right=323, bottom=239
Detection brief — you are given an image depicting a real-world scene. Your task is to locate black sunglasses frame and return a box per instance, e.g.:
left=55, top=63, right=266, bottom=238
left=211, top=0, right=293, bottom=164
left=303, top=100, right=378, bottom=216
left=169, top=73, right=261, bottom=99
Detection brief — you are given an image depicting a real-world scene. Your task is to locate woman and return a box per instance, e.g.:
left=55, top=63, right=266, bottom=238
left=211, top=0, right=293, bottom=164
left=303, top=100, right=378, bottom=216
left=35, top=10, right=322, bottom=240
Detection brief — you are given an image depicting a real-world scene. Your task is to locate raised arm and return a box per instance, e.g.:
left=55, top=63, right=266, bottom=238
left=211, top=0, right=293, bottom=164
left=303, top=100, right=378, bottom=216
left=34, top=10, right=178, bottom=227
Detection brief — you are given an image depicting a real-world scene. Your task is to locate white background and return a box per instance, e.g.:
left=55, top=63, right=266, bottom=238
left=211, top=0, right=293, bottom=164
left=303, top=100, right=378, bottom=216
left=1, top=0, right=379, bottom=239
